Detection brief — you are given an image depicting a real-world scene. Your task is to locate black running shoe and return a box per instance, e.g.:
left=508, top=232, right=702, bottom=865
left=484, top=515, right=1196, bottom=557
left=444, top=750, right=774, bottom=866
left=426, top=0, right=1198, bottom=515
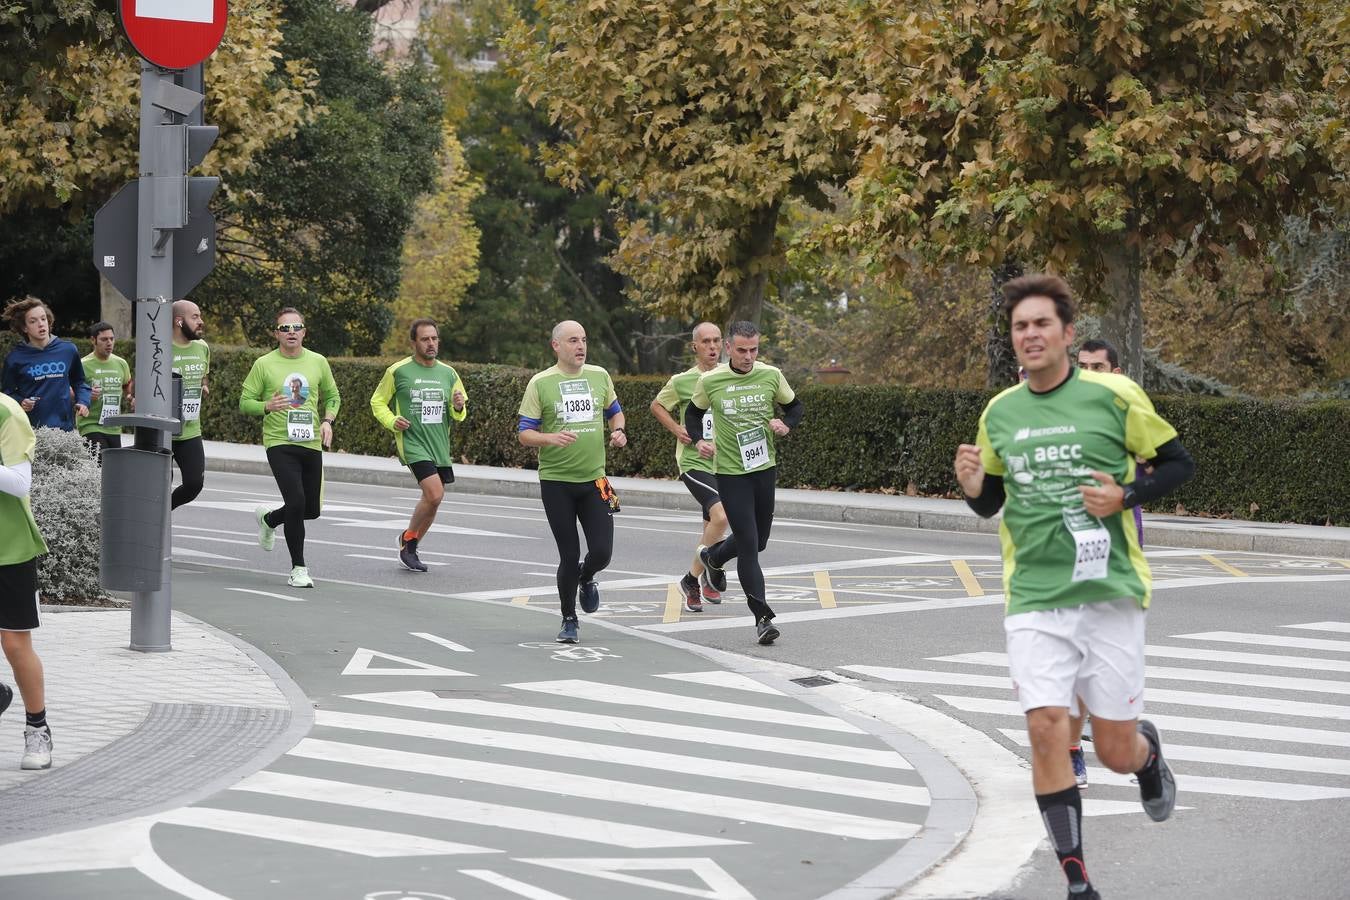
left=399, top=537, right=428, bottom=573
left=1136, top=719, right=1176, bottom=822
left=556, top=616, right=579, bottom=643
left=699, top=545, right=727, bottom=593
left=0, top=682, right=11, bottom=720
left=681, top=574, right=703, bottom=613
left=755, top=616, right=779, bottom=645
left=1067, top=885, right=1101, bottom=899
left=578, top=564, right=600, bottom=614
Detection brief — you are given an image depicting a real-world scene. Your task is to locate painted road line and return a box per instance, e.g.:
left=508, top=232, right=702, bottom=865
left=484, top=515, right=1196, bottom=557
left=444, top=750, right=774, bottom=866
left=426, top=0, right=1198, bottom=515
left=934, top=652, right=1350, bottom=695
left=345, top=691, right=912, bottom=769
left=815, top=570, right=837, bottom=609
left=173, top=546, right=244, bottom=562
left=457, top=870, right=570, bottom=900
left=340, top=648, right=474, bottom=678
left=1175, top=631, right=1350, bottom=654
left=225, top=587, right=307, bottom=603
left=664, top=582, right=683, bottom=623
left=518, top=858, right=754, bottom=899
left=291, top=738, right=918, bottom=840
left=1000, top=729, right=1350, bottom=777
left=507, top=680, right=865, bottom=733
left=1286, top=622, right=1350, bottom=633
left=844, top=665, right=1007, bottom=689
left=178, top=526, right=559, bottom=568
left=412, top=632, right=473, bottom=652
left=347, top=553, right=448, bottom=568
left=512, top=595, right=530, bottom=605
left=653, top=671, right=784, bottom=695
left=1142, top=643, right=1350, bottom=674
left=1201, top=554, right=1248, bottom=577
left=1086, top=768, right=1350, bottom=802
left=313, top=710, right=925, bottom=804
left=937, top=695, right=1350, bottom=748
left=158, top=807, right=498, bottom=857
left=232, top=771, right=743, bottom=849
left=951, top=559, right=985, bottom=597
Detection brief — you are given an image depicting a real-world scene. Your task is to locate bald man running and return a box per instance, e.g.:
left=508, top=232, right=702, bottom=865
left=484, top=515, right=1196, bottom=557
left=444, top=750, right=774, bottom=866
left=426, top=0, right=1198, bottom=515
left=170, top=299, right=210, bottom=510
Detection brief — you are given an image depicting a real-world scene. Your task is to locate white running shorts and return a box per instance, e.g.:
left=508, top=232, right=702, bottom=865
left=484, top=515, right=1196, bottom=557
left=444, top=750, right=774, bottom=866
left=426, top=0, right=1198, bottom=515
left=1005, top=597, right=1146, bottom=721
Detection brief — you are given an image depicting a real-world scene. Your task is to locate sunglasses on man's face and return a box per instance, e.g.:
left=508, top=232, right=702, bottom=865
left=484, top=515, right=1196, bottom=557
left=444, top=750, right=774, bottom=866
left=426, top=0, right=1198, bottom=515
left=276, top=323, right=305, bottom=333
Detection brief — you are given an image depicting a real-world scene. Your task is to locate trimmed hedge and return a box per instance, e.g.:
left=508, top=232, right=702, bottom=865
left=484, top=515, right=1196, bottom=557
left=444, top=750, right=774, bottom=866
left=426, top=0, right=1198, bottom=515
left=6, top=333, right=1345, bottom=525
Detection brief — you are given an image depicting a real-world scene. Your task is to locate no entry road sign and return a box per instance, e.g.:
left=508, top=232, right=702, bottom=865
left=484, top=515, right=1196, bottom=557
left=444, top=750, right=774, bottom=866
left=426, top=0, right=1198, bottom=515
left=120, top=0, right=228, bottom=70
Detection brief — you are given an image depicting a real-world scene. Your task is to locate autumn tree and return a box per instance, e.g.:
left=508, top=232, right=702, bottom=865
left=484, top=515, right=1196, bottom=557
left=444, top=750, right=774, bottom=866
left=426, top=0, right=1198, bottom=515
left=835, top=0, right=1347, bottom=380
left=506, top=0, right=855, bottom=325
left=0, top=0, right=315, bottom=313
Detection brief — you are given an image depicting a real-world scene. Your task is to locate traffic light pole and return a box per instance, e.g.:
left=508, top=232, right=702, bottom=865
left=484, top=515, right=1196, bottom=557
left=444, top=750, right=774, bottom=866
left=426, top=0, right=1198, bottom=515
left=129, top=61, right=180, bottom=652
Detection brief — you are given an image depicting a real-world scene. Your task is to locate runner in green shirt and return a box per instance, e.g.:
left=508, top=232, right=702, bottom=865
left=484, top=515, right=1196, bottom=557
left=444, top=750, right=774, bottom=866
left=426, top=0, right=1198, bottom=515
left=76, top=321, right=132, bottom=461
left=239, top=308, right=340, bottom=589
left=370, top=318, right=467, bottom=573
left=0, top=392, right=54, bottom=769
left=954, top=274, right=1195, bottom=900
left=649, top=322, right=728, bottom=613
left=171, top=300, right=210, bottom=510
left=517, top=320, right=626, bottom=644
left=683, top=321, right=804, bottom=646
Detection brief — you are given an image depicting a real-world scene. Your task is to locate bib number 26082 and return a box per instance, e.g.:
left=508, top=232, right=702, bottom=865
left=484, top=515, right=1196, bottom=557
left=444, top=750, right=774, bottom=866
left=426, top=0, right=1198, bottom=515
left=1064, top=508, right=1110, bottom=582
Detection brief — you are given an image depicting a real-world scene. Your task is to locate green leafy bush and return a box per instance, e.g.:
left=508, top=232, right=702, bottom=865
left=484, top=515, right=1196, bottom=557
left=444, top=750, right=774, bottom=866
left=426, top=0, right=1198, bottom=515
left=30, top=427, right=108, bottom=602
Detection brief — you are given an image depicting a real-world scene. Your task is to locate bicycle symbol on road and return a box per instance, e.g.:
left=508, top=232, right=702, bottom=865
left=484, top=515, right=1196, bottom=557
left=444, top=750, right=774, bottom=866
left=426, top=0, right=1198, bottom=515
left=518, top=641, right=622, bottom=662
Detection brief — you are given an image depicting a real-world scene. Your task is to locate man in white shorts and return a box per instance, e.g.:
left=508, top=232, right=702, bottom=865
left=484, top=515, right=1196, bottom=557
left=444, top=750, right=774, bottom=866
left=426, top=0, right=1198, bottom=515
left=954, top=274, right=1196, bottom=900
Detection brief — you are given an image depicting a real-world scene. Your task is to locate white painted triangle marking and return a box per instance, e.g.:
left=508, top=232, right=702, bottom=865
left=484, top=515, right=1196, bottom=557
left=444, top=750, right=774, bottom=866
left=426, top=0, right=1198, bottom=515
left=226, top=587, right=307, bottom=603
left=340, top=648, right=474, bottom=677
left=1286, top=621, right=1350, bottom=633
left=521, top=857, right=754, bottom=899
left=158, top=807, right=497, bottom=857
left=652, top=671, right=783, bottom=694
left=458, top=870, right=569, bottom=900
left=1176, top=630, right=1350, bottom=653
left=1001, top=729, right=1350, bottom=777
left=508, top=680, right=863, bottom=733
left=412, top=632, right=473, bottom=652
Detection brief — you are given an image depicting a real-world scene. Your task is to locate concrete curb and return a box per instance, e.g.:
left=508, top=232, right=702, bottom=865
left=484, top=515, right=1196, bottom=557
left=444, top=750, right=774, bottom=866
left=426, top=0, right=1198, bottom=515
left=205, top=449, right=1350, bottom=557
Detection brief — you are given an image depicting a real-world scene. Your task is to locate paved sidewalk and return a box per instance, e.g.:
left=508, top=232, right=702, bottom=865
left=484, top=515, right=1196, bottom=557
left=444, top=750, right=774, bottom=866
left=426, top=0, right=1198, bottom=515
left=204, top=439, right=1350, bottom=557
left=0, top=609, right=304, bottom=844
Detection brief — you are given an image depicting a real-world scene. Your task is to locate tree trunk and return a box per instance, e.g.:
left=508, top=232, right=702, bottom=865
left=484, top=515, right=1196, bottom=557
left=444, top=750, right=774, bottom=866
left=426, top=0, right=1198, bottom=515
left=986, top=259, right=1022, bottom=387
left=727, top=201, right=781, bottom=326
left=99, top=275, right=133, bottom=339
left=1099, top=238, right=1144, bottom=383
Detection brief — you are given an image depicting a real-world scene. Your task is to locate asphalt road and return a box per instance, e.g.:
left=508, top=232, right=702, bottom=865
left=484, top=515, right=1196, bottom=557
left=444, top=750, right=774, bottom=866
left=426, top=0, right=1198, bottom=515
left=26, top=469, right=1350, bottom=900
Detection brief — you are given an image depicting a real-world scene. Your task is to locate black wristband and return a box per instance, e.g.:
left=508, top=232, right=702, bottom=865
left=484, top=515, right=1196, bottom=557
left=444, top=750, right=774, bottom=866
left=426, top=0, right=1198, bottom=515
left=611, top=427, right=625, bottom=433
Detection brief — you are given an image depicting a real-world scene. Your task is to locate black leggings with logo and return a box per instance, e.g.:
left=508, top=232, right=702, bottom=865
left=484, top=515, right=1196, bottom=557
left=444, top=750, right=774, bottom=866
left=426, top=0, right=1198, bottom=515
left=707, top=466, right=776, bottom=621
left=540, top=479, right=613, bottom=618
left=264, top=444, right=323, bottom=567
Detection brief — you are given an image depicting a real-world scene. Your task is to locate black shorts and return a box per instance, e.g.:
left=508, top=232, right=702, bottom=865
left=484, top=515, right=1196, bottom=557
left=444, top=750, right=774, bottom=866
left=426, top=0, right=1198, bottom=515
left=409, top=460, right=454, bottom=485
left=0, top=557, right=41, bottom=631
left=679, top=470, right=721, bottom=521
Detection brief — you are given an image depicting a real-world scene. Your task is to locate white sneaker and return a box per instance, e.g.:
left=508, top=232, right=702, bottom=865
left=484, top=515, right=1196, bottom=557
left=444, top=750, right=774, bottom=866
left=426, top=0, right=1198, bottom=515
left=21, top=724, right=52, bottom=770
left=288, top=566, right=314, bottom=588
left=256, top=507, right=276, bottom=552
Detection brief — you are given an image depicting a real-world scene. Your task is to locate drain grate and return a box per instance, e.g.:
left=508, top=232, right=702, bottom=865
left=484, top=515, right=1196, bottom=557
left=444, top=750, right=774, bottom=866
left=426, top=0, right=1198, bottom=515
left=790, top=674, right=837, bottom=688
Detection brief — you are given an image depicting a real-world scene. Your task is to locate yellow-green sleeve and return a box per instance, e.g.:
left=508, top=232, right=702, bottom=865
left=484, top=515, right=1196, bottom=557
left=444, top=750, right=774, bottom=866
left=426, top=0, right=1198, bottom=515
left=654, top=376, right=679, bottom=412
left=450, top=368, right=468, bottom=423
left=976, top=410, right=1005, bottom=476
left=691, top=373, right=709, bottom=409
left=1120, top=380, right=1177, bottom=460
left=239, top=358, right=267, bottom=417
left=370, top=364, right=398, bottom=431
left=518, top=375, right=542, bottom=419
left=603, top=370, right=617, bottom=406
left=775, top=369, right=796, bottom=404
left=320, top=358, right=341, bottom=420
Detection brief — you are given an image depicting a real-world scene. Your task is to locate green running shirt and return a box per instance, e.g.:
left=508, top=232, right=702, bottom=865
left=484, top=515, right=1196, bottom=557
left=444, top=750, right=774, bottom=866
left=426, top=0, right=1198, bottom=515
left=239, top=348, right=340, bottom=451
left=692, top=362, right=795, bottom=476
left=172, top=340, right=210, bottom=442
left=0, top=394, right=47, bottom=565
left=370, top=357, right=467, bottom=467
left=518, top=364, right=617, bottom=483
left=76, top=353, right=131, bottom=437
left=975, top=368, right=1178, bottom=615
left=653, top=366, right=716, bottom=475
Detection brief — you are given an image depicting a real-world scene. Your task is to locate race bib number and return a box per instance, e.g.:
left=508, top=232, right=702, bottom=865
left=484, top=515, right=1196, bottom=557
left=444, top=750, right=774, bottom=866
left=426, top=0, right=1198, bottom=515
left=419, top=396, right=444, bottom=425
left=99, top=396, right=121, bottom=425
left=736, top=426, right=770, bottom=471
left=559, top=379, right=596, bottom=425
left=1064, top=508, right=1111, bottom=582
left=701, top=411, right=714, bottom=440
left=181, top=391, right=201, bottom=422
left=287, top=409, right=315, bottom=442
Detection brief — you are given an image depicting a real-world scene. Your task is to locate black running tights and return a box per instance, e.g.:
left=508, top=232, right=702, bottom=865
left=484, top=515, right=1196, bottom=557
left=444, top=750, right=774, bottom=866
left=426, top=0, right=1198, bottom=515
left=540, top=479, right=614, bottom=618
left=171, top=436, right=205, bottom=509
left=265, top=444, right=323, bottom=566
left=708, top=466, right=776, bottom=621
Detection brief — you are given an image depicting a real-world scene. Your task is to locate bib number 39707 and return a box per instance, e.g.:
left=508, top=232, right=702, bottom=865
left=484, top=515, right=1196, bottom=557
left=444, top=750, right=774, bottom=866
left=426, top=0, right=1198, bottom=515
left=1064, top=508, right=1111, bottom=582
left=287, top=409, right=315, bottom=442
left=736, top=426, right=770, bottom=471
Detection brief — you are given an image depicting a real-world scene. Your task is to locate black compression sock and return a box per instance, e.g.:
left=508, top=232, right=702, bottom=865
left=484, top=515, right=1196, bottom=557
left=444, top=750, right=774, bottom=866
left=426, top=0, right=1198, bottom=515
left=682, top=572, right=698, bottom=587
left=26, top=709, right=47, bottom=730
left=1135, top=726, right=1162, bottom=790
left=1037, top=785, right=1090, bottom=889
